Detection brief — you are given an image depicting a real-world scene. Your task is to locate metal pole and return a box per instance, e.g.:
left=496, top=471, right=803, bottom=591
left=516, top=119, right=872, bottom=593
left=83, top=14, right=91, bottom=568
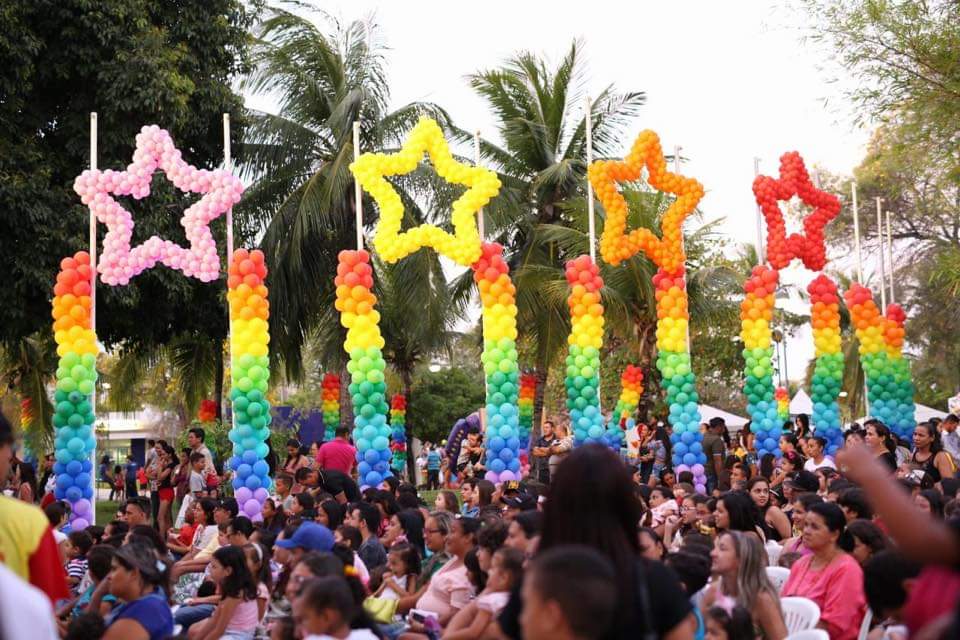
left=753, top=158, right=765, bottom=264
left=585, top=97, right=597, bottom=264
left=223, top=114, right=233, bottom=262
left=886, top=210, right=896, bottom=304
left=852, top=182, right=863, bottom=283
left=222, top=115, right=236, bottom=431
left=474, top=131, right=484, bottom=240
left=876, top=197, right=886, bottom=314
left=353, top=122, right=363, bottom=250
left=89, top=113, right=98, bottom=521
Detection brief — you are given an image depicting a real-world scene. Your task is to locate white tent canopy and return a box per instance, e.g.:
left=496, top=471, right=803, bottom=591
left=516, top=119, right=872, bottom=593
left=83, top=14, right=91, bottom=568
left=789, top=388, right=813, bottom=415
left=698, top=404, right=749, bottom=429
left=857, top=403, right=948, bottom=424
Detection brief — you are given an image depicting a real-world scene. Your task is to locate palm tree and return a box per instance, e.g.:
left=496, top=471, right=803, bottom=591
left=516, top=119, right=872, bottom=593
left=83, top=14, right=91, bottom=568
left=239, top=4, right=451, bottom=391
left=452, top=41, right=646, bottom=429
left=0, top=335, right=57, bottom=455
left=513, top=189, right=741, bottom=419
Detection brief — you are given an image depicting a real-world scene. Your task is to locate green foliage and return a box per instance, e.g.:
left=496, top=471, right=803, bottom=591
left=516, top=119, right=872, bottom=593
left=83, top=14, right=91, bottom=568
left=803, top=0, right=960, bottom=142
left=0, top=0, right=257, bottom=347
left=174, top=418, right=292, bottom=470
left=406, top=368, right=485, bottom=444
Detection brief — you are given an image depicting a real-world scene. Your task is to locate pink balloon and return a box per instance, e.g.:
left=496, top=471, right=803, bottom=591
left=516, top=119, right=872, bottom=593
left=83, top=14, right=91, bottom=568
left=73, top=125, right=244, bottom=286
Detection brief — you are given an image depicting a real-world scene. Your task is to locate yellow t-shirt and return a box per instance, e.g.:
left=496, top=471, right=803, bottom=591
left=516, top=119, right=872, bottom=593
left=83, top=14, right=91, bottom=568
left=0, top=495, right=51, bottom=581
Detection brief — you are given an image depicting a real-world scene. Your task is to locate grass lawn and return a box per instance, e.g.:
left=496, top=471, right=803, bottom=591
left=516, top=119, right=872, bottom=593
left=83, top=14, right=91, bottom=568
left=94, top=489, right=446, bottom=525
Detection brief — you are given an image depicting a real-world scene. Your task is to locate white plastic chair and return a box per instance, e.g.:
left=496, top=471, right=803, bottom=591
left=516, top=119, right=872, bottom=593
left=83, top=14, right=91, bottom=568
left=765, top=540, right=782, bottom=567
left=780, top=596, right=821, bottom=633
left=765, top=565, right=790, bottom=594
left=785, top=630, right=829, bottom=640
left=857, top=608, right=873, bottom=640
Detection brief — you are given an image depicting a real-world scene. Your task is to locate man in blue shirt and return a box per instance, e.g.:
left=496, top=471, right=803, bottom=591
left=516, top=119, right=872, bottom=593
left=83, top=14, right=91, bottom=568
left=426, top=445, right=441, bottom=490
left=124, top=455, right=139, bottom=498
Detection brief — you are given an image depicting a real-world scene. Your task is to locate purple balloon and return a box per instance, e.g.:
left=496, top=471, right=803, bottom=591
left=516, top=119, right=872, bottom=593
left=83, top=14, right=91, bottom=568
left=72, top=517, right=90, bottom=530
left=498, top=470, right=516, bottom=482
left=484, top=470, right=499, bottom=483
left=695, top=484, right=706, bottom=494
left=73, top=499, right=92, bottom=517
left=676, top=464, right=690, bottom=473
left=243, top=498, right=260, bottom=517
left=235, top=487, right=253, bottom=504
left=253, top=488, right=269, bottom=502
left=692, top=464, right=705, bottom=475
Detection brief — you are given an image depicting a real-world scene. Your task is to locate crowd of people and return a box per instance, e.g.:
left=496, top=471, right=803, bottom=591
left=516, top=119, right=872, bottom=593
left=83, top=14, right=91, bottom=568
left=4, top=409, right=960, bottom=639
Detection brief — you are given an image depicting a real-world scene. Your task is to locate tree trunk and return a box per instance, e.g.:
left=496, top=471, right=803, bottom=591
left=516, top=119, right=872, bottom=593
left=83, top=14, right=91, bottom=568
left=339, top=363, right=353, bottom=432
left=636, top=321, right=659, bottom=424
left=402, top=371, right=416, bottom=483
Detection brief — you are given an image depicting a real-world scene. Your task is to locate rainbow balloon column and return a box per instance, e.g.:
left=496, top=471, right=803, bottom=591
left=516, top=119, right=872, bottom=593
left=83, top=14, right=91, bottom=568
left=51, top=251, right=98, bottom=529
left=518, top=373, right=536, bottom=454
left=751, top=151, right=842, bottom=454
left=808, top=275, right=844, bottom=453
left=226, top=250, right=273, bottom=519
left=740, top=266, right=782, bottom=457
left=564, top=255, right=621, bottom=449
left=775, top=388, right=790, bottom=422
left=844, top=284, right=916, bottom=439
left=883, top=304, right=916, bottom=438
left=335, top=250, right=392, bottom=487
left=472, top=243, right=522, bottom=483
left=589, top=130, right=707, bottom=491
left=389, top=394, right=407, bottom=475
left=613, top=365, right=643, bottom=431
left=321, top=373, right=341, bottom=441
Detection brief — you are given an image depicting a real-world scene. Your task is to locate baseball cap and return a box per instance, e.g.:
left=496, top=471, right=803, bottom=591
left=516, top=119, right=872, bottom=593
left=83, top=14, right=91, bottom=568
left=501, top=480, right=522, bottom=495
left=275, top=522, right=335, bottom=552
left=502, top=493, right=537, bottom=511
left=785, top=470, right=819, bottom=493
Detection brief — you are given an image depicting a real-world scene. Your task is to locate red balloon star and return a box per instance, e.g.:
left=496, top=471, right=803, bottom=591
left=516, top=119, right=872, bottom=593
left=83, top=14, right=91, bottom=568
left=753, top=152, right=840, bottom=271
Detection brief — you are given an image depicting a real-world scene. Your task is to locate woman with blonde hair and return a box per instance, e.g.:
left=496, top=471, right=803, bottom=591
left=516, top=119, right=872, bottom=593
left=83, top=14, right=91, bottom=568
left=702, top=530, right=787, bottom=640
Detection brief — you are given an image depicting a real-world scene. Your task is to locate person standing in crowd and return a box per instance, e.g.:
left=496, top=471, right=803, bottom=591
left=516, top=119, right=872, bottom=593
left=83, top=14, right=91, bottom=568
left=547, top=423, right=573, bottom=481
left=457, top=429, right=486, bottom=479
left=910, top=421, right=956, bottom=485
left=188, top=427, right=216, bottom=481
left=703, top=418, right=727, bottom=494
left=864, top=421, right=898, bottom=471
left=0, top=413, right=69, bottom=603
left=938, top=414, right=960, bottom=465
left=124, top=454, right=140, bottom=499
left=316, top=426, right=357, bottom=476
left=781, top=502, right=866, bottom=639
left=144, top=440, right=163, bottom=528
left=531, top=421, right=555, bottom=485
left=282, top=439, right=311, bottom=477
left=802, top=436, right=836, bottom=473
left=425, top=444, right=441, bottom=490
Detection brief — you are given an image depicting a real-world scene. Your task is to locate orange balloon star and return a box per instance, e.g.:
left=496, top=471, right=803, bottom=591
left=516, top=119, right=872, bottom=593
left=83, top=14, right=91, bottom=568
left=588, top=130, right=704, bottom=272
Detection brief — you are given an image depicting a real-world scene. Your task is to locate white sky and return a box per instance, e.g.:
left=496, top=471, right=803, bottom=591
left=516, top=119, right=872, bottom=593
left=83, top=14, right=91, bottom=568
left=249, top=0, right=873, bottom=384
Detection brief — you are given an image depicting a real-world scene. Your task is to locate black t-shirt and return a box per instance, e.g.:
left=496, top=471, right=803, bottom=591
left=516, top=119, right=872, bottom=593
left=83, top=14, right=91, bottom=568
left=499, top=556, right=691, bottom=639
left=877, top=451, right=897, bottom=472
left=159, top=461, right=176, bottom=489
left=317, top=469, right=360, bottom=502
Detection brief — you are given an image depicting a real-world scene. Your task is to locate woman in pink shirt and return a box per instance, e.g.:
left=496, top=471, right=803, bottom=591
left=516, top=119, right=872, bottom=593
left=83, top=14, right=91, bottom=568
left=781, top=502, right=865, bottom=640
left=413, top=516, right=480, bottom=628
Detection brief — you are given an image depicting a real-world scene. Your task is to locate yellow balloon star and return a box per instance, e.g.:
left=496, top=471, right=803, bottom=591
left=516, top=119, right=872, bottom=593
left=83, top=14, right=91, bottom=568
left=350, top=117, right=501, bottom=266
left=588, top=130, right=704, bottom=272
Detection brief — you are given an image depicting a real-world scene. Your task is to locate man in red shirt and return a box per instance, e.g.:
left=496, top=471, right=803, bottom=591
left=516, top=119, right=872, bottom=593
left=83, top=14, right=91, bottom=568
left=316, top=427, right=357, bottom=476
left=0, top=413, right=69, bottom=603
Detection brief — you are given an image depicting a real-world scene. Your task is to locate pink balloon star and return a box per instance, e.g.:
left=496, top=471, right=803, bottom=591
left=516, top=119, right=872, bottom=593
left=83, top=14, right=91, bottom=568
left=73, top=125, right=244, bottom=286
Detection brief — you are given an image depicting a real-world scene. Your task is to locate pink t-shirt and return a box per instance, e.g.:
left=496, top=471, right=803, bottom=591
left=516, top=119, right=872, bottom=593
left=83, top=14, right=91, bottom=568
left=317, top=439, right=357, bottom=475
left=415, top=557, right=472, bottom=620
left=226, top=598, right=260, bottom=632
left=781, top=553, right=865, bottom=640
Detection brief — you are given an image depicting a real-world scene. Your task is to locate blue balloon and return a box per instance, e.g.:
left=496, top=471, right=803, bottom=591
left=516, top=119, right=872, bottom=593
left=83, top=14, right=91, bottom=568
left=252, top=461, right=269, bottom=477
